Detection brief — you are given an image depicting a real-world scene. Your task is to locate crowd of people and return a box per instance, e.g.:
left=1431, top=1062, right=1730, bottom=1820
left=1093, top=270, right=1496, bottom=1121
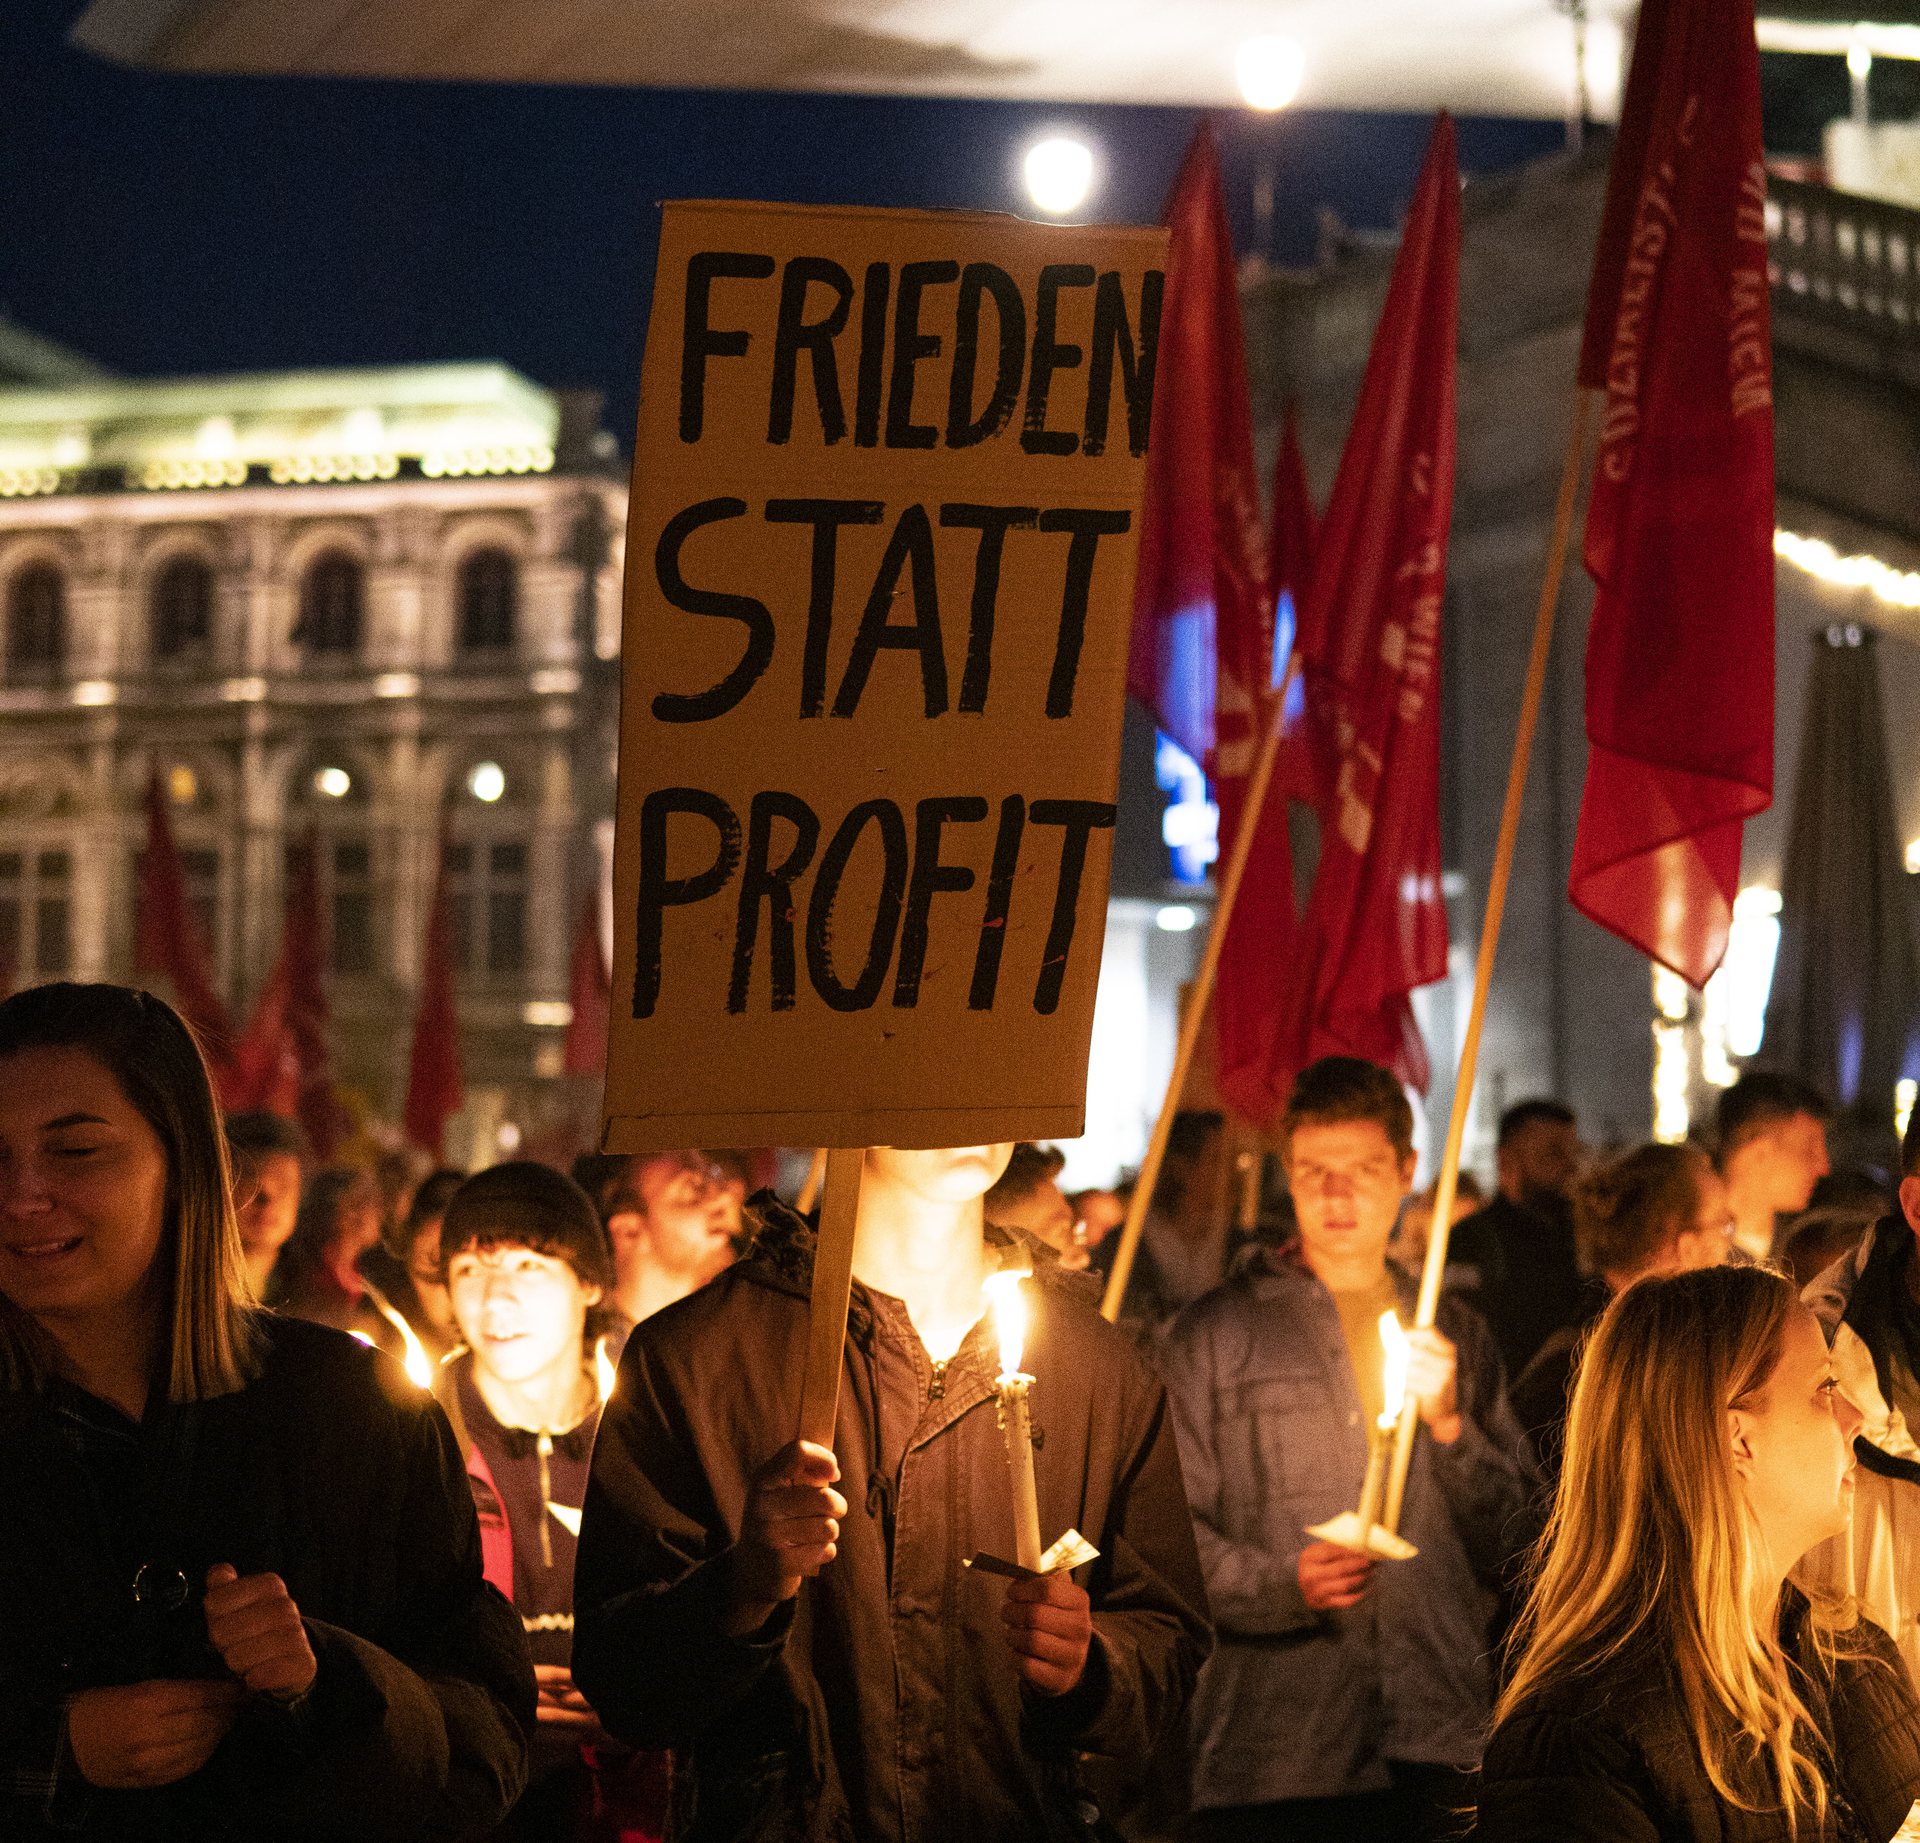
left=2, top=977, right=1917, bottom=1840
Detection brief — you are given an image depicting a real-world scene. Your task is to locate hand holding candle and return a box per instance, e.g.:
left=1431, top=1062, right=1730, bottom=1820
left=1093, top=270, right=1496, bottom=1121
left=1353, top=1310, right=1410, bottom=1538
left=1402, top=1324, right=1461, bottom=1444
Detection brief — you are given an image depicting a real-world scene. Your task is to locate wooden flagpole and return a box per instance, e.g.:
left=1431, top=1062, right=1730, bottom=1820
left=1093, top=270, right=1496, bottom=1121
left=798, top=1147, right=865, bottom=1447
left=1381, top=387, right=1594, bottom=1532
left=1101, top=650, right=1303, bottom=1322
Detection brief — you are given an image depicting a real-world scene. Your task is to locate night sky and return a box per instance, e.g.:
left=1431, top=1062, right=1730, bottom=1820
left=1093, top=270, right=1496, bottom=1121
left=3, top=0, right=1567, bottom=438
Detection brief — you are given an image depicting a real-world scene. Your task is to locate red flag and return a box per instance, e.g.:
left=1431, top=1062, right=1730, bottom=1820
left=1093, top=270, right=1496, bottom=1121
left=1278, top=114, right=1459, bottom=1093
left=404, top=836, right=465, bottom=1159
left=1570, top=0, right=1773, bottom=986
left=136, top=770, right=233, bottom=1056
left=1214, top=404, right=1321, bottom=1126
left=1127, top=120, right=1267, bottom=770
left=281, top=837, right=348, bottom=1159
left=563, top=890, right=611, bottom=1077
left=227, top=835, right=347, bottom=1155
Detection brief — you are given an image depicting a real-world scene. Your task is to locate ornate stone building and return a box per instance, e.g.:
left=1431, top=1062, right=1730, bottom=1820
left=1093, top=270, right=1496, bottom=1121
left=0, top=327, right=625, bottom=1154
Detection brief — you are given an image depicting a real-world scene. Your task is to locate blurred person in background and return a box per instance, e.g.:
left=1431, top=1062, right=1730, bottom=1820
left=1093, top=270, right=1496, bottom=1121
left=222, top=1111, right=307, bottom=1300
left=1782, top=1207, right=1877, bottom=1293
left=1449, top=1098, right=1585, bottom=1381
left=1716, top=1072, right=1832, bottom=1264
left=272, top=1165, right=391, bottom=1349
left=436, top=1163, right=664, bottom=1842
left=0, top=983, right=532, bottom=1840
left=1071, top=1185, right=1126, bottom=1258
left=984, top=1142, right=1087, bottom=1270
left=1477, top=1265, right=1920, bottom=1841
left=600, top=1151, right=741, bottom=1333
left=363, top=1167, right=466, bottom=1363
left=1798, top=1109, right=1920, bottom=1683
left=1093, top=1111, right=1235, bottom=1338
left=1389, top=1169, right=1485, bottom=1279
left=1511, top=1141, right=1732, bottom=1484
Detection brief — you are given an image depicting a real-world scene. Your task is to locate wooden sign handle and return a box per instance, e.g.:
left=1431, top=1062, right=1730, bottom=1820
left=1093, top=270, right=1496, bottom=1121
left=798, top=1148, right=865, bottom=1449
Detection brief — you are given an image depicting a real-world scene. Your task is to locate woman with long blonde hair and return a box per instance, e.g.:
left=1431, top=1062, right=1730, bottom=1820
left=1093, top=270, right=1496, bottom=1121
left=1477, top=1264, right=1920, bottom=1841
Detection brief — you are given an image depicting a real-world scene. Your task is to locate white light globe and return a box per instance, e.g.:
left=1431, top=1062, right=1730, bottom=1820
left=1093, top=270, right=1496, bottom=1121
left=1024, top=136, right=1096, bottom=216
left=1236, top=35, right=1306, bottom=112
left=313, top=766, right=351, bottom=799
left=468, top=761, right=506, bottom=803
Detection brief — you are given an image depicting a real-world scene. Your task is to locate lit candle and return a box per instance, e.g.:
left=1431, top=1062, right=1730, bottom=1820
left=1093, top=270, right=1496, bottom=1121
left=984, top=1270, right=1044, bottom=1571
left=1353, top=1310, right=1409, bottom=1540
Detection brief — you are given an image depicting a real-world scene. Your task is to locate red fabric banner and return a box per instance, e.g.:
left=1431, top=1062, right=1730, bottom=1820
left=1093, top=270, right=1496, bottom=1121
left=1127, top=120, right=1267, bottom=771
left=136, top=770, right=234, bottom=1058
left=227, top=834, right=346, bottom=1156
left=1214, top=402, right=1320, bottom=1126
left=1570, top=0, right=1774, bottom=986
left=404, top=836, right=465, bottom=1159
left=563, top=890, right=611, bottom=1077
left=1277, top=114, right=1459, bottom=1093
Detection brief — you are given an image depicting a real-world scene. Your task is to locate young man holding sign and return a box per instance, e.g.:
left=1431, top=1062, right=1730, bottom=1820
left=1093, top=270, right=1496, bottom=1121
left=585, top=195, right=1194, bottom=1840
left=572, top=1143, right=1211, bottom=1841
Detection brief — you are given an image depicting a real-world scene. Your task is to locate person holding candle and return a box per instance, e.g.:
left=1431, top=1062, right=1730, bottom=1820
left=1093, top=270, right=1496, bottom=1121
left=1476, top=1264, right=1920, bottom=1841
left=572, top=1143, right=1212, bottom=1843
left=1160, top=1056, right=1527, bottom=1843
left=0, top=982, right=534, bottom=1841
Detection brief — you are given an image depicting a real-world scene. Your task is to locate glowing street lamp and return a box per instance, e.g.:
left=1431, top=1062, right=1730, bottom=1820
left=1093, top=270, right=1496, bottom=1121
left=1023, top=136, right=1096, bottom=217
left=1236, top=35, right=1306, bottom=112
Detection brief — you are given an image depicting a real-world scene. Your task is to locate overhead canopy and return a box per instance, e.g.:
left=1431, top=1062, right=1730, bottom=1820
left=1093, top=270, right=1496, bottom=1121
left=70, top=0, right=1647, bottom=118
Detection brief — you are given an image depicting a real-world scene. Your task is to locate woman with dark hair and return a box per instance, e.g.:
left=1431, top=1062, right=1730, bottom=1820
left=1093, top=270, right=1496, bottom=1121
left=0, top=983, right=533, bottom=1840
left=1478, top=1265, right=1920, bottom=1841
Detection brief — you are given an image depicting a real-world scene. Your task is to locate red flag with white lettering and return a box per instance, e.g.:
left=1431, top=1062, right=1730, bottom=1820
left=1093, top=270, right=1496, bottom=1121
left=1127, top=120, right=1267, bottom=770
left=1280, top=114, right=1458, bottom=1091
left=136, top=769, right=234, bottom=1058
left=1215, top=404, right=1319, bottom=1126
left=1570, top=0, right=1774, bottom=986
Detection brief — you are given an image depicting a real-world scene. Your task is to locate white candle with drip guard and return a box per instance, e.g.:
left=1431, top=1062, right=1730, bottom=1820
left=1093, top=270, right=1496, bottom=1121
left=984, top=1270, right=1044, bottom=1571
left=1353, top=1310, right=1409, bottom=1539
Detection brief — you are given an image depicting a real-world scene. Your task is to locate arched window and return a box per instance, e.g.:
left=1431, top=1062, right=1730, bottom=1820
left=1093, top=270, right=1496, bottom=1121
left=456, top=548, right=517, bottom=656
left=6, top=563, right=67, bottom=680
left=152, top=555, right=214, bottom=663
left=295, top=551, right=363, bottom=656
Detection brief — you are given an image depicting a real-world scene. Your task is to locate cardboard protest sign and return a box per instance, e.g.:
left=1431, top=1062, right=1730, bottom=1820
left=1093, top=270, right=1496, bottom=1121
left=605, top=200, right=1167, bottom=1151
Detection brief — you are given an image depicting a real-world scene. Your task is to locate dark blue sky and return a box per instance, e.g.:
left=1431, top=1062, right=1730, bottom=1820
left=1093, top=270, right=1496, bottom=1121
left=2, top=1, right=1572, bottom=436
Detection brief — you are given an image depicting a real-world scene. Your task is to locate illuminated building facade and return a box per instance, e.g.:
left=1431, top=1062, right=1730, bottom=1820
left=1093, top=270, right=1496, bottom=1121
left=0, top=324, right=625, bottom=1153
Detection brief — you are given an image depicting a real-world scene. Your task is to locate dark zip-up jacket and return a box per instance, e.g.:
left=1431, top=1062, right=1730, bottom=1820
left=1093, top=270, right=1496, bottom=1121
left=0, top=1313, right=534, bottom=1842
left=1476, top=1589, right=1920, bottom=1841
left=1161, top=1244, right=1528, bottom=1807
left=572, top=1195, right=1213, bottom=1843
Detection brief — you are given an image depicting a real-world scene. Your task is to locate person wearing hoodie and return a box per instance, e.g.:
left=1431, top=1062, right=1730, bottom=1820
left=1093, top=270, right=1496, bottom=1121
left=1799, top=1108, right=1920, bottom=1684
left=572, top=1143, right=1212, bottom=1843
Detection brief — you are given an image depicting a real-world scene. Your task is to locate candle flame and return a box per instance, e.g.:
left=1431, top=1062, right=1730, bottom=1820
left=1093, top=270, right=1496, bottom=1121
left=1378, top=1310, right=1409, bottom=1429
left=594, top=1334, right=618, bottom=1404
left=369, top=1289, right=435, bottom=1390
left=983, top=1269, right=1031, bottom=1380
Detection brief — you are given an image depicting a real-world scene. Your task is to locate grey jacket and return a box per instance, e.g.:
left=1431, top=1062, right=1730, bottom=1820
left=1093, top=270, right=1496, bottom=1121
left=1161, top=1245, right=1528, bottom=1809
